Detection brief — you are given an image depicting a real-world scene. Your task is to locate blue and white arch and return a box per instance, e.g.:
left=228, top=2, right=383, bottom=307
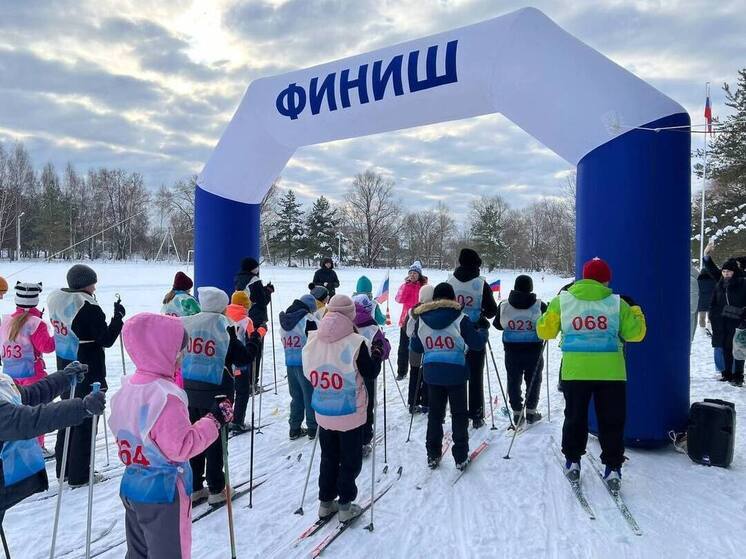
left=196, top=7, right=690, bottom=446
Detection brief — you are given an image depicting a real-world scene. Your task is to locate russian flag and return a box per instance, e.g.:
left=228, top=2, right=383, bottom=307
left=375, top=274, right=390, bottom=304
left=489, top=279, right=501, bottom=293
left=704, top=91, right=712, bottom=134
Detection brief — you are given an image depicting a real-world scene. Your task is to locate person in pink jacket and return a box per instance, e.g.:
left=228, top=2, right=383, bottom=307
left=108, top=312, right=234, bottom=559
left=302, top=295, right=384, bottom=522
left=0, top=282, right=55, bottom=449
left=394, top=261, right=428, bottom=380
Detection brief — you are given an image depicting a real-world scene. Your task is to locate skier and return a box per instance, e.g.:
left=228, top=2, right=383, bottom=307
left=352, top=294, right=391, bottom=455
left=537, top=257, right=646, bottom=490
left=279, top=294, right=319, bottom=440
left=47, top=264, right=124, bottom=487
left=0, top=282, right=55, bottom=452
left=708, top=259, right=746, bottom=385
left=234, top=257, right=274, bottom=388
left=410, top=283, right=488, bottom=470
left=447, top=249, right=497, bottom=429
left=161, top=272, right=201, bottom=317
left=302, top=295, right=384, bottom=522
left=493, top=275, right=546, bottom=425
left=405, top=285, right=434, bottom=413
left=0, top=362, right=101, bottom=528
left=224, top=291, right=259, bottom=432
left=308, top=285, right=330, bottom=320
left=311, top=257, right=340, bottom=298
left=181, top=287, right=261, bottom=504
left=395, top=262, right=428, bottom=380
left=352, top=276, right=386, bottom=326
left=108, top=312, right=233, bottom=559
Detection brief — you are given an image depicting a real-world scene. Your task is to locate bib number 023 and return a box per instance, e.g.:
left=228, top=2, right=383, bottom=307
left=507, top=319, right=533, bottom=331
left=309, top=370, right=344, bottom=390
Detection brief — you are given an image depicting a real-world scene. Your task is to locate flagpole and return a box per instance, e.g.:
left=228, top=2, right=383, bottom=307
left=699, top=82, right=710, bottom=267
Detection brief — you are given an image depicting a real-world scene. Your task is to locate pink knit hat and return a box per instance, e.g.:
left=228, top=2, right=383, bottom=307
left=326, top=294, right=356, bottom=321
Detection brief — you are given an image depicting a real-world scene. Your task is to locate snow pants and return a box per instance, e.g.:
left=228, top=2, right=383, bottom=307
left=288, top=365, right=317, bottom=433
left=362, top=377, right=375, bottom=446
left=123, top=487, right=190, bottom=559
left=54, top=383, right=95, bottom=485
left=505, top=348, right=543, bottom=412
left=318, top=426, right=363, bottom=505
left=252, top=336, right=264, bottom=386
left=407, top=366, right=428, bottom=411
left=188, top=407, right=225, bottom=494
left=562, top=380, right=626, bottom=469
left=721, top=324, right=745, bottom=380
left=396, top=327, right=410, bottom=377
left=233, top=364, right=252, bottom=425
left=426, top=383, right=469, bottom=464
left=466, top=349, right=485, bottom=421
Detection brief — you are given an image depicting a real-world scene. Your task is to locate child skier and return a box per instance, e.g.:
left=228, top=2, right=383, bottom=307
left=161, top=272, right=201, bottom=317
left=395, top=262, right=428, bottom=380
left=352, top=294, right=391, bottom=455
left=308, top=285, right=329, bottom=321
left=352, top=276, right=386, bottom=326
left=405, top=285, right=434, bottom=413
left=302, top=295, right=384, bottom=521
left=410, top=283, right=487, bottom=470
left=181, top=287, right=261, bottom=504
left=280, top=294, right=319, bottom=440
left=494, top=275, right=547, bottom=425
left=0, top=282, right=55, bottom=451
left=225, top=291, right=258, bottom=432
left=109, top=312, right=234, bottom=559
left=537, top=258, right=646, bottom=490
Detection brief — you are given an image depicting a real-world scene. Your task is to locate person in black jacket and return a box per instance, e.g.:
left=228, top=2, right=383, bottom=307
left=494, top=275, right=547, bottom=425
left=708, top=259, right=746, bottom=385
left=234, top=257, right=274, bottom=387
left=47, top=264, right=124, bottom=487
left=0, top=362, right=104, bottom=523
left=311, top=257, right=340, bottom=298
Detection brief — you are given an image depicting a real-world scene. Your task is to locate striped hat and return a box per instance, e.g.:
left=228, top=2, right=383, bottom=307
left=15, top=282, right=42, bottom=308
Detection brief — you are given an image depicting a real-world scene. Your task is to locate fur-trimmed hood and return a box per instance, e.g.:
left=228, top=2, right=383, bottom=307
left=414, top=299, right=463, bottom=330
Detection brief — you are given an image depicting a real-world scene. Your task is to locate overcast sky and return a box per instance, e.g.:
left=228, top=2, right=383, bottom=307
left=1, top=0, right=743, bottom=218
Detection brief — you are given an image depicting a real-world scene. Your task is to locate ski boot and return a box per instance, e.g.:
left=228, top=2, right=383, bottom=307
left=307, top=428, right=317, bottom=440
left=427, top=455, right=441, bottom=470
left=526, top=409, right=543, bottom=424
left=318, top=499, right=339, bottom=519
left=191, top=487, right=209, bottom=504
left=228, top=422, right=250, bottom=433
left=564, top=460, right=581, bottom=483
left=361, top=443, right=373, bottom=458
left=512, top=411, right=524, bottom=427
left=338, top=502, right=363, bottom=522
left=289, top=427, right=308, bottom=440
left=208, top=486, right=232, bottom=505
left=69, top=472, right=105, bottom=488
left=395, top=373, right=407, bottom=381
left=419, top=405, right=429, bottom=414
left=603, top=466, right=622, bottom=494
left=472, top=417, right=485, bottom=429
left=455, top=457, right=471, bottom=471
left=731, top=374, right=744, bottom=387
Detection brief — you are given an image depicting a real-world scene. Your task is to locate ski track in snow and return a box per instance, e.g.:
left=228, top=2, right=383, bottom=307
left=1, top=262, right=745, bottom=558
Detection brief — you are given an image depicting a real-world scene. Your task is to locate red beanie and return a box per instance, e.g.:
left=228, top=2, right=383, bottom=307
left=173, top=271, right=193, bottom=291
left=582, top=257, right=612, bottom=284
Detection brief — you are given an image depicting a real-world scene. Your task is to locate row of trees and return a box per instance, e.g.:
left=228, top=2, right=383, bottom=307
left=262, top=169, right=576, bottom=274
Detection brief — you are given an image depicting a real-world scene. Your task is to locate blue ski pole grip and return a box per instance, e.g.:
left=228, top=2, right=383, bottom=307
left=92, top=382, right=101, bottom=394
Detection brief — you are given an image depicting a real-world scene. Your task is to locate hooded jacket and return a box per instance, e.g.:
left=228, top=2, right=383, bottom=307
left=2, top=307, right=55, bottom=383
left=353, top=276, right=386, bottom=326
left=279, top=299, right=319, bottom=336
left=708, top=275, right=746, bottom=348
left=234, top=262, right=271, bottom=325
left=312, top=258, right=340, bottom=298
left=410, top=300, right=487, bottom=386
left=494, top=290, right=548, bottom=352
left=353, top=301, right=391, bottom=360
left=395, top=274, right=428, bottom=327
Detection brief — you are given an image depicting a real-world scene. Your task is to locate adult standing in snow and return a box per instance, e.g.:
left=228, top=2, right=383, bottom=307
left=395, top=262, right=428, bottom=380
left=234, top=257, right=274, bottom=388
left=447, top=249, right=498, bottom=429
left=161, top=272, right=201, bottom=317
left=352, top=276, right=386, bottom=326
left=0, top=362, right=101, bottom=525
left=302, top=295, right=384, bottom=522
left=708, top=259, right=746, bottom=385
left=405, top=285, right=434, bottom=413
left=311, top=257, right=340, bottom=299
left=181, top=287, right=260, bottom=504
left=279, top=294, right=319, bottom=440
left=494, top=275, right=546, bottom=425
left=537, top=257, right=646, bottom=490
left=410, top=283, right=488, bottom=470
left=48, top=264, right=124, bottom=487
left=109, top=312, right=232, bottom=559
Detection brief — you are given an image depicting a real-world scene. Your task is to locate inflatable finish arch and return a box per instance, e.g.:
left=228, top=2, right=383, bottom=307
left=197, top=7, right=691, bottom=445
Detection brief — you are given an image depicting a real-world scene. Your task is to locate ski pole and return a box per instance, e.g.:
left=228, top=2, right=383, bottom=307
left=115, top=294, right=126, bottom=376
left=364, top=381, right=378, bottom=532
left=49, top=374, right=78, bottom=559
left=102, top=407, right=110, bottom=467
left=406, top=366, right=424, bottom=443
left=484, top=352, right=498, bottom=431
left=85, top=382, right=101, bottom=559
left=269, top=299, right=278, bottom=395
left=503, top=341, right=547, bottom=460
left=1, top=521, right=11, bottom=559
left=545, top=342, right=551, bottom=422
left=217, top=401, right=237, bottom=559
left=294, top=434, right=319, bottom=515
left=486, top=339, right=514, bottom=429
left=257, top=346, right=265, bottom=435
left=385, top=358, right=407, bottom=409
left=248, top=367, right=256, bottom=508
left=382, top=363, right=387, bottom=465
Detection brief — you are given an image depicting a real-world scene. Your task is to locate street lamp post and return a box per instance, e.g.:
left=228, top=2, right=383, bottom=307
left=336, top=233, right=343, bottom=265
left=17, top=212, right=25, bottom=261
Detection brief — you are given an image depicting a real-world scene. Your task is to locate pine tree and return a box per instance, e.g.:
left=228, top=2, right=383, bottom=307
left=469, top=195, right=509, bottom=271
left=271, top=189, right=305, bottom=266
left=305, top=195, right=341, bottom=264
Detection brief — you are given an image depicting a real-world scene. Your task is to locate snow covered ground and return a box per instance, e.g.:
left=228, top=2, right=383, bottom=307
left=2, top=261, right=745, bottom=559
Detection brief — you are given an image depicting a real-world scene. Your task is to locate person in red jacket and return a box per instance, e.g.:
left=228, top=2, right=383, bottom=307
left=0, top=282, right=55, bottom=452
left=395, top=261, right=428, bottom=380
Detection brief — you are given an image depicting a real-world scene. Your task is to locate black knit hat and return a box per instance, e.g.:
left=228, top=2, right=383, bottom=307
left=67, top=264, right=97, bottom=290
left=722, top=259, right=739, bottom=273
left=433, top=282, right=456, bottom=301
left=458, top=248, right=482, bottom=269
left=514, top=275, right=533, bottom=294
left=240, top=257, right=259, bottom=272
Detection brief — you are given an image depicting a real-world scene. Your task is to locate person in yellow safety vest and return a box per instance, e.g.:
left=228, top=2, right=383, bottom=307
left=537, top=257, right=646, bottom=492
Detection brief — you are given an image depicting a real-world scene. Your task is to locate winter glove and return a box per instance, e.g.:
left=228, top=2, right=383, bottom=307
left=209, top=398, right=234, bottom=427
left=63, top=361, right=88, bottom=383
left=83, top=390, right=106, bottom=416
left=477, top=317, right=490, bottom=330
left=114, top=301, right=126, bottom=319
left=371, top=339, right=385, bottom=361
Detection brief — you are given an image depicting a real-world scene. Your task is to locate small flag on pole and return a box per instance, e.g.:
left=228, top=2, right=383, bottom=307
left=375, top=273, right=390, bottom=304
left=704, top=85, right=712, bottom=134
left=489, top=279, right=501, bottom=300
